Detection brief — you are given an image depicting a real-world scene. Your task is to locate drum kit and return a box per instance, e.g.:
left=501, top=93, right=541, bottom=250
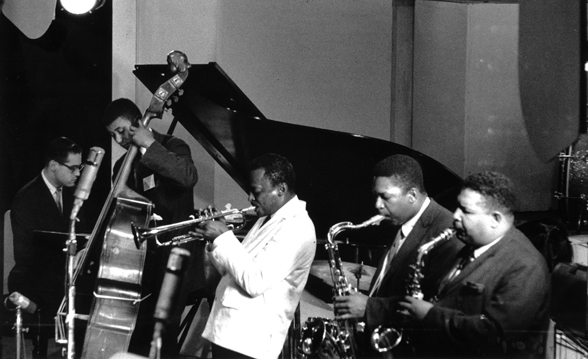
left=299, top=239, right=382, bottom=327
left=557, top=135, right=588, bottom=233
left=310, top=260, right=376, bottom=292
left=556, top=137, right=588, bottom=267
left=308, top=237, right=384, bottom=297
left=300, top=239, right=382, bottom=324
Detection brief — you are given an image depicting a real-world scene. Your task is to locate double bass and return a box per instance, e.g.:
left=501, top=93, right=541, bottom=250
left=58, top=51, right=190, bottom=359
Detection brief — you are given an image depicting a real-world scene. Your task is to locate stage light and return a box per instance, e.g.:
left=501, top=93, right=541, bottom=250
left=61, top=0, right=105, bottom=15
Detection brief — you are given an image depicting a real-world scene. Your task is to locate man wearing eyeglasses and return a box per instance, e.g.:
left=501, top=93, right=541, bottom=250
left=8, top=136, right=86, bottom=358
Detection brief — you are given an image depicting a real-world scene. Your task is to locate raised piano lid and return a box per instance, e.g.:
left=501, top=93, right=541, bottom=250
left=133, top=62, right=463, bottom=242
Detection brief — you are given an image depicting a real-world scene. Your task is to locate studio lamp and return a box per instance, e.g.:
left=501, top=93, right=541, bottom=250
left=61, top=0, right=105, bottom=15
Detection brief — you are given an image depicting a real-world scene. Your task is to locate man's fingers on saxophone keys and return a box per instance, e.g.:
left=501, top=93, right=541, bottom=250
left=399, top=296, right=434, bottom=321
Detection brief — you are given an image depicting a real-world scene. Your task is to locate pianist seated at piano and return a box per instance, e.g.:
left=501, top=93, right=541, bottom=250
left=333, top=154, right=463, bottom=356
left=399, top=171, right=550, bottom=358
left=102, top=97, right=199, bottom=358
left=8, top=136, right=88, bottom=357
left=189, top=153, right=317, bottom=359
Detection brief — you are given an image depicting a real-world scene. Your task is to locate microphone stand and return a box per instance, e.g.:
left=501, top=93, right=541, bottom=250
left=4, top=297, right=26, bottom=359
left=65, top=204, right=81, bottom=359
left=15, top=305, right=24, bottom=359
left=149, top=322, right=164, bottom=359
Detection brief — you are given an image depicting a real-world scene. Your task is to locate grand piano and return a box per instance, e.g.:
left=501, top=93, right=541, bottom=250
left=133, top=62, right=463, bottom=245
left=133, top=62, right=464, bottom=357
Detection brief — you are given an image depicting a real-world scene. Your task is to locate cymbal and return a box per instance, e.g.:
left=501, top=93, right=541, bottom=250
left=310, top=260, right=376, bottom=292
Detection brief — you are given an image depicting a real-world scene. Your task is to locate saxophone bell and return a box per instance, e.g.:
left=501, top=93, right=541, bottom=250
left=370, top=326, right=403, bottom=353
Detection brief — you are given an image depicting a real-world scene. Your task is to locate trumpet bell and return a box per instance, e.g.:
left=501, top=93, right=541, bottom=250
left=131, top=222, right=144, bottom=249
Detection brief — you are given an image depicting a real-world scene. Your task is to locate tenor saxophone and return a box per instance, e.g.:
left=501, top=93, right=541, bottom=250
left=299, top=215, right=385, bottom=359
left=370, top=227, right=456, bottom=353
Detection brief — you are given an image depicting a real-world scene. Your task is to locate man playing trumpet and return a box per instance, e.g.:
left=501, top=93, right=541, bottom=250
left=190, top=153, right=317, bottom=359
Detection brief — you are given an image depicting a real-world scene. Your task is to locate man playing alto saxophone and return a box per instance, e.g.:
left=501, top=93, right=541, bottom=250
left=333, top=154, right=463, bottom=357
left=398, top=171, right=550, bottom=358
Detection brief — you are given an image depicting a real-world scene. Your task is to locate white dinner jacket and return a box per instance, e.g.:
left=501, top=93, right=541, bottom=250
left=202, top=196, right=316, bottom=359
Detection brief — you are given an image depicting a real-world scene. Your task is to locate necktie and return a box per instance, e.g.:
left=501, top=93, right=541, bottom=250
left=370, top=230, right=404, bottom=296
left=439, top=247, right=475, bottom=290
left=55, top=188, right=63, bottom=215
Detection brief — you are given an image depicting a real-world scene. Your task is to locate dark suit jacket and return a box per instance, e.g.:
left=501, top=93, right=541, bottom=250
left=365, top=199, right=463, bottom=332
left=9, top=174, right=86, bottom=317
left=416, top=227, right=550, bottom=358
left=113, top=130, right=198, bottom=228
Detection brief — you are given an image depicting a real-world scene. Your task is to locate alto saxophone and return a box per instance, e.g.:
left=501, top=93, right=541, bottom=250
left=370, top=227, right=456, bottom=353
left=299, top=215, right=386, bottom=359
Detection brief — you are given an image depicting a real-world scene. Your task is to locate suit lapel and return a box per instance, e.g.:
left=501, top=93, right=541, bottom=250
left=374, top=202, right=438, bottom=294
left=36, top=176, right=63, bottom=220
left=61, top=187, right=76, bottom=221
left=438, top=235, right=511, bottom=296
left=369, top=229, right=400, bottom=289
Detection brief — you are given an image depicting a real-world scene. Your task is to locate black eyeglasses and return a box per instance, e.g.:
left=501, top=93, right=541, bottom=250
left=57, top=161, right=84, bottom=172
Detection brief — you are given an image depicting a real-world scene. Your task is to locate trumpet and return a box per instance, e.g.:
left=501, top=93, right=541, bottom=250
left=131, top=205, right=255, bottom=249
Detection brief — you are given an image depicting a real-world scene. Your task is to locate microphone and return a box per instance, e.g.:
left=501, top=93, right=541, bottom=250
left=5, top=292, right=37, bottom=314
left=71, top=146, right=105, bottom=220
left=150, top=247, right=191, bottom=359
left=153, top=247, right=191, bottom=325
left=74, top=146, right=105, bottom=202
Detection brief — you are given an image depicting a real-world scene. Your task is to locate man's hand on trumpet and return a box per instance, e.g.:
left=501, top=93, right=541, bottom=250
left=189, top=212, right=229, bottom=243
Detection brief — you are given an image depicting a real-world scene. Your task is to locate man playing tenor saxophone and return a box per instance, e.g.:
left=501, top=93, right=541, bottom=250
left=333, top=154, right=463, bottom=357
left=190, top=153, right=317, bottom=359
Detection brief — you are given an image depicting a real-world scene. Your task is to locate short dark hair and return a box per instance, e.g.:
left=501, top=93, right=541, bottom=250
left=373, top=154, right=426, bottom=194
left=463, top=171, right=517, bottom=214
left=44, top=137, right=82, bottom=166
left=102, top=98, right=142, bottom=127
left=248, top=153, right=296, bottom=193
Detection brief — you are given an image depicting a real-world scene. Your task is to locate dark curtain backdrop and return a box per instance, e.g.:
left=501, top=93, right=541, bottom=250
left=0, top=2, right=112, bottom=289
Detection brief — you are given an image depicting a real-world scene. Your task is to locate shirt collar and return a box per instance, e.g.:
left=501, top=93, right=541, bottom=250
left=41, top=170, right=60, bottom=194
left=265, top=194, right=304, bottom=223
left=473, top=234, right=503, bottom=258
left=400, top=196, right=431, bottom=238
